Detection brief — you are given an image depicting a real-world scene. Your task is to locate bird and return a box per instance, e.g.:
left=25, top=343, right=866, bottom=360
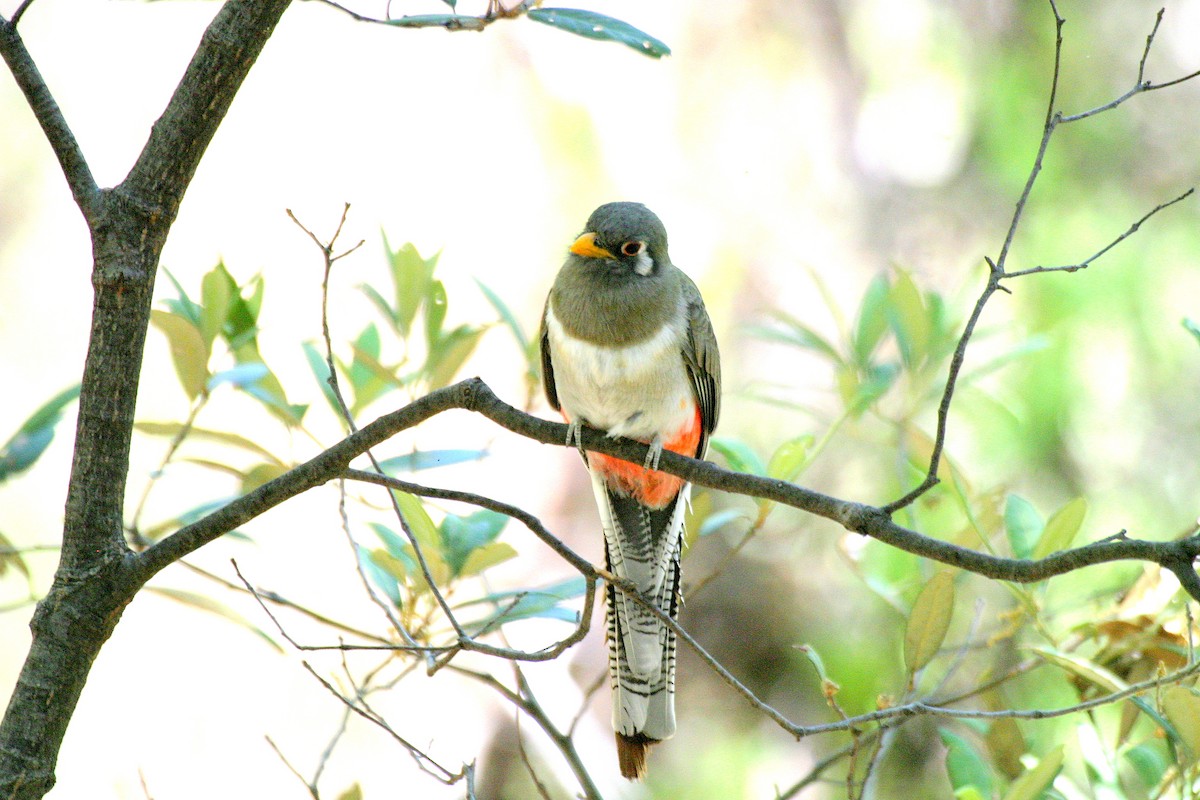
left=539, top=202, right=721, bottom=779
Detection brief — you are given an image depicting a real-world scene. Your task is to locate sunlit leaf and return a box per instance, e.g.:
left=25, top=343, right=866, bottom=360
left=151, top=310, right=209, bottom=399
left=440, top=510, right=509, bottom=575
left=134, top=421, right=285, bottom=465
left=458, top=542, right=517, bottom=577
left=752, top=311, right=842, bottom=363
left=457, top=576, right=589, bottom=629
left=139, top=497, right=242, bottom=541
left=888, top=268, right=931, bottom=369
left=200, top=263, right=232, bottom=348
left=904, top=571, right=955, bottom=673
left=1163, top=685, right=1200, bottom=761
left=695, top=507, right=747, bottom=538
left=424, top=279, right=448, bottom=346
left=241, top=462, right=288, bottom=493
left=425, top=325, right=484, bottom=389
left=335, top=784, right=363, bottom=800
left=1031, top=496, right=1086, bottom=560
left=999, top=744, right=1063, bottom=800
left=392, top=492, right=450, bottom=590
left=528, top=8, right=671, bottom=58
left=162, top=269, right=203, bottom=327
left=1030, top=647, right=1127, bottom=694
left=378, top=236, right=438, bottom=337
left=847, top=362, right=899, bottom=415
left=147, top=586, right=282, bottom=652
left=852, top=273, right=890, bottom=367
left=1004, top=494, right=1043, bottom=559
left=377, top=449, right=489, bottom=474
left=766, top=435, right=813, bottom=482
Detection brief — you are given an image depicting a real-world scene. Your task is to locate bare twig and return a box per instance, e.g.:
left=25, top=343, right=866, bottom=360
left=265, top=735, right=320, bottom=799
left=882, top=0, right=1198, bottom=513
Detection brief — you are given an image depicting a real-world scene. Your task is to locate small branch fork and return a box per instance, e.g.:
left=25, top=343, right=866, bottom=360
left=883, top=1, right=1199, bottom=515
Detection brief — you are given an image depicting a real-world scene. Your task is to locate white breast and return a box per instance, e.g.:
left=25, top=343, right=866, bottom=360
left=545, top=305, right=694, bottom=442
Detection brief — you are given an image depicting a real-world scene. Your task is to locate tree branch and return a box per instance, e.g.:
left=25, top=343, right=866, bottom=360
left=0, top=14, right=99, bottom=218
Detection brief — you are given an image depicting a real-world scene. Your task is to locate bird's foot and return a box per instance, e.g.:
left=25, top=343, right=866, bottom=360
left=565, top=418, right=586, bottom=459
left=643, top=435, right=664, bottom=471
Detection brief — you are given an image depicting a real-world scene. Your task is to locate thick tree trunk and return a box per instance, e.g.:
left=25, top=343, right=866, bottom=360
left=0, top=3, right=292, bottom=797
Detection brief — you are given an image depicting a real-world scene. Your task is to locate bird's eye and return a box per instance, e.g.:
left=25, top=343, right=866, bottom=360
left=621, top=241, right=645, bottom=257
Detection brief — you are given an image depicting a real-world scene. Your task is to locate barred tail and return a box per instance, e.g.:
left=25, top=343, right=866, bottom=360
left=589, top=470, right=687, bottom=780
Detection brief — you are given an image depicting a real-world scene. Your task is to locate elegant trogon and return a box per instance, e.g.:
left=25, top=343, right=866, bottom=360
left=539, top=202, right=721, bottom=779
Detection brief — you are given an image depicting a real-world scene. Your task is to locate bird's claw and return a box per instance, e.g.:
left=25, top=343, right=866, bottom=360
left=565, top=418, right=586, bottom=460
left=643, top=436, right=664, bottom=471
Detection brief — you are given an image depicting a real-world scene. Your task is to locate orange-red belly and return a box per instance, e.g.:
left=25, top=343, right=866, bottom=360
left=578, top=406, right=701, bottom=509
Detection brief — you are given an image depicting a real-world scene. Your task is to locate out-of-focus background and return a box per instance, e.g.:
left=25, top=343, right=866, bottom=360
left=3, top=0, right=1200, bottom=797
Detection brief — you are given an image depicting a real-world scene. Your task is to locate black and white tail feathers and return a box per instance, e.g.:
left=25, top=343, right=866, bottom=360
left=589, top=471, right=688, bottom=779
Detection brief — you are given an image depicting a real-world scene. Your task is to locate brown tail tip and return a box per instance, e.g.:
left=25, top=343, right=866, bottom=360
left=616, top=732, right=659, bottom=780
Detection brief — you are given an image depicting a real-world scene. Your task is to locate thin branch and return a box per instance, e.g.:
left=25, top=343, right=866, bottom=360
left=1005, top=188, right=1194, bottom=277
left=9, top=0, right=36, bottom=28
left=300, top=660, right=467, bottom=785
left=0, top=15, right=99, bottom=217
left=448, top=665, right=604, bottom=800
left=264, top=736, right=320, bottom=799
left=309, top=0, right=536, bottom=30
left=139, top=377, right=1200, bottom=598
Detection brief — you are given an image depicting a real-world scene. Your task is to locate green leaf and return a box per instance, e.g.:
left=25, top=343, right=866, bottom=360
left=846, top=362, right=900, bottom=415
left=475, top=278, right=530, bottom=352
left=424, top=279, right=448, bottom=346
left=200, top=263, right=233, bottom=348
left=241, top=462, right=287, bottom=493
left=301, top=341, right=340, bottom=413
left=139, top=497, right=242, bottom=541
left=1004, top=494, right=1043, bottom=559
left=1000, top=745, right=1063, bottom=800
left=904, top=571, right=955, bottom=673
left=939, top=728, right=994, bottom=797
left=233, top=356, right=307, bottom=425
left=753, top=311, right=842, bottom=363
left=456, top=576, right=589, bottom=629
left=766, top=435, right=813, bottom=482
left=1183, top=317, right=1200, bottom=346
left=440, top=510, right=509, bottom=576
left=392, top=492, right=449, bottom=590
left=1124, top=742, right=1169, bottom=789
left=358, top=544, right=402, bottom=607
left=708, top=438, right=765, bottom=476
left=1030, top=647, right=1127, bottom=694
left=425, top=326, right=484, bottom=389
left=852, top=274, right=890, bottom=367
left=458, top=542, right=518, bottom=577
left=528, top=8, right=671, bottom=58
left=151, top=309, right=210, bottom=399
left=162, top=268, right=203, bottom=327
left=378, top=236, right=439, bottom=338
left=1031, top=497, right=1086, bottom=560
left=696, top=507, right=747, bottom=538
left=887, top=268, right=931, bottom=369
left=206, top=362, right=268, bottom=392
left=1163, top=685, right=1200, bottom=761
left=335, top=784, right=363, bottom=800
left=0, top=385, right=80, bottom=482
left=377, top=449, right=489, bottom=473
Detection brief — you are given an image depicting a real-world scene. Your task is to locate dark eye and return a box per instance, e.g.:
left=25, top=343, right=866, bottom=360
left=621, top=240, right=645, bottom=257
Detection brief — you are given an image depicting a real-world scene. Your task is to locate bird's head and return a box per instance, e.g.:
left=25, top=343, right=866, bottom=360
left=568, top=202, right=671, bottom=279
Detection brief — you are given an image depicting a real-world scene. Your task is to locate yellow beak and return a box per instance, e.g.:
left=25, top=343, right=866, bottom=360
left=569, top=231, right=615, bottom=259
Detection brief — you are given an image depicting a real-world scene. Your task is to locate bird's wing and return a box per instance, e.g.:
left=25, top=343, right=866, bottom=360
left=538, top=295, right=561, bottom=412
left=680, top=274, right=721, bottom=456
